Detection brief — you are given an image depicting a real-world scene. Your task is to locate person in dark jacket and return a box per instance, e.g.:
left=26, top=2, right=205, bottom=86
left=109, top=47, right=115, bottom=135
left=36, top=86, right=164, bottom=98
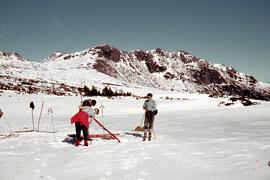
left=142, top=93, right=157, bottom=141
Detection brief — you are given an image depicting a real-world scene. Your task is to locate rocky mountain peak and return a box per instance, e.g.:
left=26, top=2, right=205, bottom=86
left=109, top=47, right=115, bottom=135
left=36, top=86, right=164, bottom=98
left=93, top=44, right=122, bottom=62
left=0, top=51, right=26, bottom=61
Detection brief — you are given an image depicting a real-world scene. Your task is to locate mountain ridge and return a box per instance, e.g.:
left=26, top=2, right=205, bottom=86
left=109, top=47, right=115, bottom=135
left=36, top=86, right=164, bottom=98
left=0, top=45, right=270, bottom=100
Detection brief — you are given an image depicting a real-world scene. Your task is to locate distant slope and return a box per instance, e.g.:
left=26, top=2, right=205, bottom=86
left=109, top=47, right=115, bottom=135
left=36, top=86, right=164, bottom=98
left=0, top=45, right=270, bottom=100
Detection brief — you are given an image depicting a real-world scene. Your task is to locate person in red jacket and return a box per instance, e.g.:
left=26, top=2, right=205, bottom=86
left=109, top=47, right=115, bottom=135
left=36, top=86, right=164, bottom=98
left=71, top=99, right=97, bottom=146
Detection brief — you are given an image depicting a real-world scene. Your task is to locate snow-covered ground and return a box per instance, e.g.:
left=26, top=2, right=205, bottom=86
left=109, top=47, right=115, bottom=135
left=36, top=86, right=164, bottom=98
left=1, top=91, right=270, bottom=180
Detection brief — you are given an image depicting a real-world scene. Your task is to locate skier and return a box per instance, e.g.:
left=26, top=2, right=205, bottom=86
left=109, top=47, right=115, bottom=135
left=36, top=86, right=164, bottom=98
left=71, top=99, right=98, bottom=146
left=142, top=93, right=157, bottom=141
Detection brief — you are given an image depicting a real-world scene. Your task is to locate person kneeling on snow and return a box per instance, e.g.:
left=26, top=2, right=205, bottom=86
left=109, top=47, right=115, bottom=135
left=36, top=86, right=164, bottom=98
left=143, top=93, right=157, bottom=141
left=71, top=99, right=98, bottom=146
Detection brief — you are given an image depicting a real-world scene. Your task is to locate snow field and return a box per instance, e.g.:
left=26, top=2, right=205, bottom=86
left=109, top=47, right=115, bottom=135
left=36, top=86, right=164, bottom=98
left=0, top=91, right=270, bottom=180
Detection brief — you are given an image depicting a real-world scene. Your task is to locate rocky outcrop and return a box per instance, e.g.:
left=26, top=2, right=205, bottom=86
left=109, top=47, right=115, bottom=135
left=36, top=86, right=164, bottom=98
left=218, top=96, right=258, bottom=107
left=94, top=44, right=121, bottom=62
left=191, top=67, right=227, bottom=85
left=133, top=50, right=153, bottom=61
left=0, top=51, right=26, bottom=61
left=145, top=60, right=167, bottom=73
left=0, top=75, right=78, bottom=96
left=164, top=72, right=175, bottom=80
left=93, top=59, right=119, bottom=78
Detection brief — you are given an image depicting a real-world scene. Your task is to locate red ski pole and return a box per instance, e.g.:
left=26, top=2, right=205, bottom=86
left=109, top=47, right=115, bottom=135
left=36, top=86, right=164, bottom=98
left=93, top=117, right=121, bottom=143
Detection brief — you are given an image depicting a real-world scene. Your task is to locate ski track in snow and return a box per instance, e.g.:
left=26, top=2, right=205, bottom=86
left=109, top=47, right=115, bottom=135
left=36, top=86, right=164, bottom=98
left=0, top=91, right=270, bottom=180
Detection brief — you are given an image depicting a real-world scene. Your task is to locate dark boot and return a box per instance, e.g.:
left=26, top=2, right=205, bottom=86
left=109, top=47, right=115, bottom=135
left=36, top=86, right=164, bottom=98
left=143, top=130, right=147, bottom=141
left=148, top=131, right=152, bottom=141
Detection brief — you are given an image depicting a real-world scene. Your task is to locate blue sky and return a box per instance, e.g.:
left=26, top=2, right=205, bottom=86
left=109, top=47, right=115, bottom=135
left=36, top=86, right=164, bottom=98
left=0, top=0, right=269, bottom=82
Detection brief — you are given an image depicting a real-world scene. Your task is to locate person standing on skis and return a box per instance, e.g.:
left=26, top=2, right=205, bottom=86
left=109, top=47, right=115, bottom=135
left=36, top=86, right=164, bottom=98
left=143, top=93, right=157, bottom=141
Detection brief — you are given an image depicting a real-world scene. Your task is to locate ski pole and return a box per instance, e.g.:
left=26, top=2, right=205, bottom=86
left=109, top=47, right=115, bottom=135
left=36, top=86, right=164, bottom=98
left=93, top=117, right=121, bottom=143
left=152, top=127, right=156, bottom=138
left=30, top=101, right=35, bottom=131
left=140, top=113, right=145, bottom=126
left=45, top=114, right=49, bottom=143
left=37, top=102, right=44, bottom=132
left=100, top=104, right=105, bottom=133
left=48, top=108, right=56, bottom=142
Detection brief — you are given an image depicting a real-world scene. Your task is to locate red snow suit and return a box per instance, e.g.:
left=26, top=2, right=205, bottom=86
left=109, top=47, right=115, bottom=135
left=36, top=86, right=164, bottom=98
left=71, top=111, right=89, bottom=128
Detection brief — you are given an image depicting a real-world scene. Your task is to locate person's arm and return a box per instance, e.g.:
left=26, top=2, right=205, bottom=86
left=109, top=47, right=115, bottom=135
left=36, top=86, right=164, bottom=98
left=143, top=101, right=147, bottom=110
left=88, top=107, right=96, bottom=118
left=88, top=117, right=93, bottom=125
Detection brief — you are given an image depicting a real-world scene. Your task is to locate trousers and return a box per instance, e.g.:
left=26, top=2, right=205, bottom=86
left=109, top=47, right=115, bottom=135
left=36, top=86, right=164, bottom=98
left=75, top=122, right=89, bottom=141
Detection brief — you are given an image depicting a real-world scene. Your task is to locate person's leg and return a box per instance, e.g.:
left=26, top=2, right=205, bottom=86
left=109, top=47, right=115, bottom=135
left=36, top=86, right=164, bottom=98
left=75, top=122, right=82, bottom=140
left=148, top=112, right=155, bottom=141
left=75, top=122, right=82, bottom=146
left=143, top=111, right=150, bottom=141
left=82, top=125, right=89, bottom=146
left=148, top=130, right=152, bottom=141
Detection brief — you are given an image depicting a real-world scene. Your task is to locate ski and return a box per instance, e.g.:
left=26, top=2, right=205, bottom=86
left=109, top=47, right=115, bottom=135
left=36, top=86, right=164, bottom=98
left=67, top=133, right=120, bottom=140
left=92, top=117, right=121, bottom=143
left=89, top=133, right=120, bottom=138
left=0, top=133, right=19, bottom=140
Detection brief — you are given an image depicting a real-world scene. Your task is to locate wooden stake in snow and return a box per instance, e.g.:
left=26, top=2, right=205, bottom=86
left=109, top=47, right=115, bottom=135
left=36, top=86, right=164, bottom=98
left=48, top=107, right=56, bottom=141
left=100, top=104, right=105, bottom=119
left=37, top=102, right=44, bottom=132
left=100, top=104, right=105, bottom=133
left=29, top=102, right=35, bottom=131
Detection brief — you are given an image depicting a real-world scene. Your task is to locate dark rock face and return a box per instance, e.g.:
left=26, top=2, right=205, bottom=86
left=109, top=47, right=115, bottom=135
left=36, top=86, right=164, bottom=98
left=145, top=60, right=167, bottom=73
left=14, top=53, right=23, bottom=59
left=226, top=67, right=238, bottom=79
left=1, top=51, right=13, bottom=57
left=218, top=96, right=257, bottom=107
left=63, top=55, right=72, bottom=60
left=164, top=72, right=175, bottom=80
left=0, top=75, right=77, bottom=96
left=93, top=59, right=119, bottom=78
left=155, top=48, right=165, bottom=56
left=132, top=50, right=167, bottom=73
left=209, top=84, right=270, bottom=101
left=246, top=75, right=257, bottom=84
left=0, top=51, right=24, bottom=61
left=134, top=50, right=153, bottom=61
left=94, top=45, right=121, bottom=62
left=179, top=51, right=199, bottom=64
left=192, top=67, right=227, bottom=85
